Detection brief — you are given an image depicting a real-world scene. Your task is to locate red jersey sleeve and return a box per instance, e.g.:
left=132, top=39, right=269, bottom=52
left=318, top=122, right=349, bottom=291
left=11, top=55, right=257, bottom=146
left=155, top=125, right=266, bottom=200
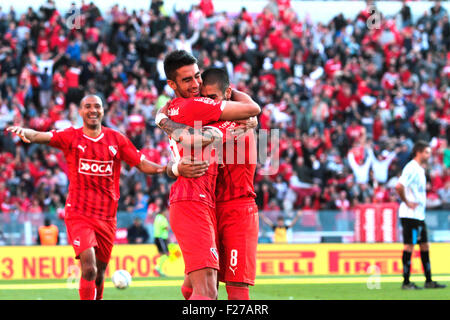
left=48, top=127, right=76, bottom=151
left=189, top=97, right=225, bottom=124
left=203, top=121, right=237, bottom=144
left=117, top=132, right=144, bottom=167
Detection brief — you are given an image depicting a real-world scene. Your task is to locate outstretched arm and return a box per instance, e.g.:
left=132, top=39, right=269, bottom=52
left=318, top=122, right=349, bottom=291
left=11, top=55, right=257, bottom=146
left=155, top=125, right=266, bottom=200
left=135, top=158, right=166, bottom=175
left=7, top=126, right=52, bottom=144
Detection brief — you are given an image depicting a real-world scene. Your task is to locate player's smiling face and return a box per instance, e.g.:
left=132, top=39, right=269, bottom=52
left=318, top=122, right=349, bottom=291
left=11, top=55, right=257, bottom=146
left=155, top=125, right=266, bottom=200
left=79, top=96, right=104, bottom=129
left=169, top=64, right=202, bottom=98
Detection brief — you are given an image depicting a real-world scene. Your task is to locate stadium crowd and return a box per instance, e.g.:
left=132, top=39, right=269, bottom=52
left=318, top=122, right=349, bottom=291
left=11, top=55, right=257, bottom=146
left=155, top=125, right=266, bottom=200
left=0, top=0, right=449, bottom=233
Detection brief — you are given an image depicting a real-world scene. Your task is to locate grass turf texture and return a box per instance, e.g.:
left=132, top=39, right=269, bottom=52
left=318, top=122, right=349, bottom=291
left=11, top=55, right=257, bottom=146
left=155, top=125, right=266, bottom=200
left=0, top=275, right=449, bottom=300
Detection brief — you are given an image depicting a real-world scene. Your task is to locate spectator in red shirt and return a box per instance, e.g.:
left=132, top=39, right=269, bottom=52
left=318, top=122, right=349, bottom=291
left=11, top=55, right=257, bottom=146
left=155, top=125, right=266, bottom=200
left=199, top=0, right=214, bottom=18
left=324, top=54, right=342, bottom=79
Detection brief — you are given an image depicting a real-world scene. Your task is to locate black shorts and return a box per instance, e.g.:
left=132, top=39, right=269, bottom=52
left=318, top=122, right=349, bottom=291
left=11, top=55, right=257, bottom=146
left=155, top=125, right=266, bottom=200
left=154, top=237, right=169, bottom=255
left=400, top=218, right=428, bottom=245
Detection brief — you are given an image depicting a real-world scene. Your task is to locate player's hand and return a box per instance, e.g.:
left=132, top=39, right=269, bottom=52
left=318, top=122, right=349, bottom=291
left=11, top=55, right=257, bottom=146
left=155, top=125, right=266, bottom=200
left=229, top=117, right=257, bottom=139
left=235, top=116, right=258, bottom=129
left=231, top=116, right=258, bottom=132
left=6, top=126, right=31, bottom=143
left=157, top=165, right=167, bottom=174
left=406, top=201, right=419, bottom=210
left=158, top=101, right=171, bottom=116
left=178, top=158, right=209, bottom=178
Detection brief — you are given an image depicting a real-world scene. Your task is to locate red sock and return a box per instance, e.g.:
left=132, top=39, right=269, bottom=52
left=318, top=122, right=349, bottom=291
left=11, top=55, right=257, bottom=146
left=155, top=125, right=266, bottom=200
left=189, top=294, right=213, bottom=300
left=226, top=285, right=249, bottom=300
left=79, top=278, right=97, bottom=300
left=181, top=285, right=193, bottom=300
left=96, top=281, right=104, bottom=300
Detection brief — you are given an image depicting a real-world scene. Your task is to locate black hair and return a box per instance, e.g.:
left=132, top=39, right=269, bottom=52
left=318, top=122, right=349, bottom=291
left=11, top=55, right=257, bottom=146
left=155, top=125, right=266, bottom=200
left=163, top=50, right=198, bottom=81
left=201, top=67, right=230, bottom=93
left=412, top=140, right=429, bottom=157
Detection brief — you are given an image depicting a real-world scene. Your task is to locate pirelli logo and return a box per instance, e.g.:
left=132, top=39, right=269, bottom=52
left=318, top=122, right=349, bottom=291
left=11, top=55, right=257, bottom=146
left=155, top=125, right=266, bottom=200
left=256, top=251, right=316, bottom=275
left=78, top=158, right=113, bottom=176
left=328, top=250, right=422, bottom=274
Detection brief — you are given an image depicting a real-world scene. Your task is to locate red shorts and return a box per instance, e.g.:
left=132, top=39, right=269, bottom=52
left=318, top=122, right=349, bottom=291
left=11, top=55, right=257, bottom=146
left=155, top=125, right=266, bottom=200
left=216, top=198, right=259, bottom=286
left=65, top=214, right=116, bottom=263
left=169, top=201, right=219, bottom=274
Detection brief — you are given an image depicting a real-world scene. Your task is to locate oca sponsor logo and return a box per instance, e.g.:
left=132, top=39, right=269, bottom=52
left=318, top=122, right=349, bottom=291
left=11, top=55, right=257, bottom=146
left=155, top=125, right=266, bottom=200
left=79, top=158, right=113, bottom=176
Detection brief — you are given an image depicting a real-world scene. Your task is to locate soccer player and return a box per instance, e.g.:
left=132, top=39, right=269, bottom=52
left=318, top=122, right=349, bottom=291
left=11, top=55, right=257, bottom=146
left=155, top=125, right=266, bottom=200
left=7, top=94, right=169, bottom=300
left=158, top=67, right=260, bottom=300
left=204, top=69, right=259, bottom=300
left=153, top=209, right=170, bottom=277
left=395, top=140, right=446, bottom=290
left=155, top=50, right=261, bottom=300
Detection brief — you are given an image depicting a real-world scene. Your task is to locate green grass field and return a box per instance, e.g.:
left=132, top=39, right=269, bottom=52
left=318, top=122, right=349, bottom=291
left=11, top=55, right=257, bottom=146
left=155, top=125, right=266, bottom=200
left=1, top=275, right=449, bottom=300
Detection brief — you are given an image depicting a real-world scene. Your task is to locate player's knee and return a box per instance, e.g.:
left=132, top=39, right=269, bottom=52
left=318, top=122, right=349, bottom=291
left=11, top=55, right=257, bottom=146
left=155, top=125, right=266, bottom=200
left=419, top=242, right=429, bottom=251
left=95, top=270, right=105, bottom=285
left=82, top=265, right=97, bottom=281
left=404, top=244, right=414, bottom=252
left=207, top=284, right=217, bottom=299
left=205, top=269, right=218, bottom=298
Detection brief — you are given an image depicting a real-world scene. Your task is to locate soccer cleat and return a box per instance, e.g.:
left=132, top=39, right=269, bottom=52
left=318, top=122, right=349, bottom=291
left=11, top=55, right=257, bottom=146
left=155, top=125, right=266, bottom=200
left=401, top=282, right=423, bottom=290
left=424, top=281, right=447, bottom=289
left=155, top=267, right=167, bottom=277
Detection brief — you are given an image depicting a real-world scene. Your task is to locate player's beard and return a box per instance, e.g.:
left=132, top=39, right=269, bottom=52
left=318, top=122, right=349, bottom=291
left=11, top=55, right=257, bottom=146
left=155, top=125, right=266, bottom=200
left=175, top=82, right=201, bottom=98
left=85, top=117, right=102, bottom=131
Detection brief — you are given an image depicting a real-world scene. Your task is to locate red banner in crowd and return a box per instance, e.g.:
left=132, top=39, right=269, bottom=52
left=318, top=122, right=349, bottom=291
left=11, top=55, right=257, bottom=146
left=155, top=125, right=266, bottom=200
left=354, top=203, right=399, bottom=243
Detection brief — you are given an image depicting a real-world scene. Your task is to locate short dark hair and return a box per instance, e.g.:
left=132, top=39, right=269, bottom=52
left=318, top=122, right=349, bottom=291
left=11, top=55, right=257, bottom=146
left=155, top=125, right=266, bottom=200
left=163, top=50, right=198, bottom=81
left=201, top=67, right=230, bottom=93
left=80, top=94, right=103, bottom=108
left=412, top=140, right=429, bottom=157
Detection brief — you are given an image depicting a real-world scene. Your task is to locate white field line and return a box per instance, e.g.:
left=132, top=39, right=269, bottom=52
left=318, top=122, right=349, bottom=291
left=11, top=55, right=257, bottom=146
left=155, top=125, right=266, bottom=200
left=0, top=276, right=449, bottom=290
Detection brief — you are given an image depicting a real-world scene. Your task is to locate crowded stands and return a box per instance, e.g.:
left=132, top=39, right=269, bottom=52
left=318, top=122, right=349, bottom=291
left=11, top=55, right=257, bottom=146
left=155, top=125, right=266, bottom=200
left=0, top=0, right=449, bottom=235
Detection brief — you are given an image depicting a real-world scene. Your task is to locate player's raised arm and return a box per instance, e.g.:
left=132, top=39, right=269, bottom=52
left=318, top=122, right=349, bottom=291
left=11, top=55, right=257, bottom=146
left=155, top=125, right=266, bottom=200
left=6, top=126, right=53, bottom=144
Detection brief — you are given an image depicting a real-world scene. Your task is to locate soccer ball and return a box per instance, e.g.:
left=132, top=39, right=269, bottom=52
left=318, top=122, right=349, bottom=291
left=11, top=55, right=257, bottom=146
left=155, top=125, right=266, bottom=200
left=112, top=270, right=132, bottom=289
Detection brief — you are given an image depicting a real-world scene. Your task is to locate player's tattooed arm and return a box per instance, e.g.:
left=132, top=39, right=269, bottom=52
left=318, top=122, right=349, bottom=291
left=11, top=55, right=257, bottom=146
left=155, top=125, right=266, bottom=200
left=156, top=102, right=219, bottom=146
left=159, top=118, right=220, bottom=147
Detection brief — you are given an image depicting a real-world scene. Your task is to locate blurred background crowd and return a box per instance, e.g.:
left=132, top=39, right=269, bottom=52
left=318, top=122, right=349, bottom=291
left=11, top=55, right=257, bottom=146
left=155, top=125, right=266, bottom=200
left=0, top=0, right=449, bottom=235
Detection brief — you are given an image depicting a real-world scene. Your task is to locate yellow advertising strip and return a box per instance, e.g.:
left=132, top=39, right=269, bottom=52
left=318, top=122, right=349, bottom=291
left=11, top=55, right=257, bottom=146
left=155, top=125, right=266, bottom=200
left=0, top=243, right=449, bottom=280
